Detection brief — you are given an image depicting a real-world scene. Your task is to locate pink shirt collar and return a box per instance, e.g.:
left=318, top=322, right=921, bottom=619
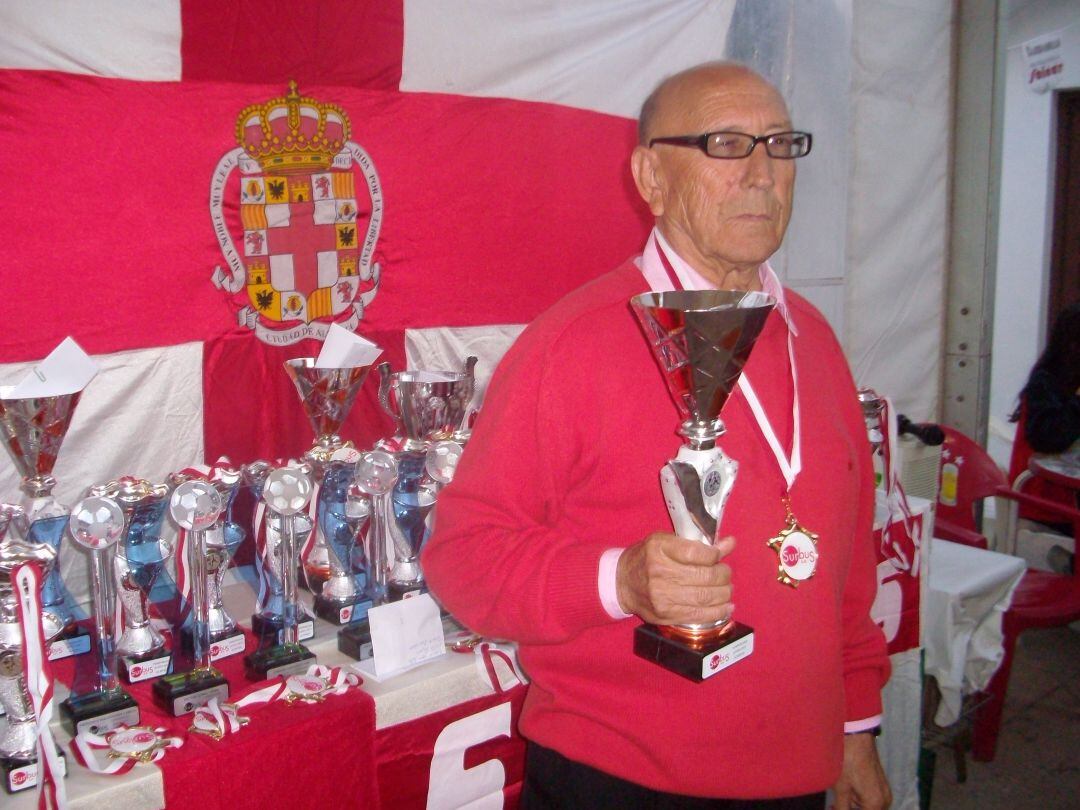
left=638, top=227, right=797, bottom=336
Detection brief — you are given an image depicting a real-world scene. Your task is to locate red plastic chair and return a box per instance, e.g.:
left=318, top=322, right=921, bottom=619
left=933, top=426, right=1080, bottom=761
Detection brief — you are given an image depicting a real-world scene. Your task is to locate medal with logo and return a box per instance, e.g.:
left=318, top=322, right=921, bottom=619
left=767, top=495, right=819, bottom=586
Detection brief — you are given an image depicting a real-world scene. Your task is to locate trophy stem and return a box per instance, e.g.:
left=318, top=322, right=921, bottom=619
left=280, top=512, right=299, bottom=648
left=679, top=418, right=726, bottom=452
left=19, top=475, right=57, bottom=500
left=90, top=549, right=119, bottom=694
left=190, top=528, right=211, bottom=669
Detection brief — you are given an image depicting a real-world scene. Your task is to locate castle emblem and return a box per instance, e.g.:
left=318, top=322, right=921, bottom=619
left=210, top=82, right=382, bottom=345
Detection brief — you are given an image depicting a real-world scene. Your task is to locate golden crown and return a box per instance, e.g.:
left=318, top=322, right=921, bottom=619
left=236, top=81, right=351, bottom=174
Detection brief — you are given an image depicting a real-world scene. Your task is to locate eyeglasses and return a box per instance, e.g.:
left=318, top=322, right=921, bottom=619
left=648, top=130, right=812, bottom=160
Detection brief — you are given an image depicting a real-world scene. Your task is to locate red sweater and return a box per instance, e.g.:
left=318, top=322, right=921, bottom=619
left=422, top=259, right=889, bottom=799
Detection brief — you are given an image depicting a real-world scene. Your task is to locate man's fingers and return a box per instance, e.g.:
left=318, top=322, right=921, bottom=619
left=663, top=534, right=721, bottom=565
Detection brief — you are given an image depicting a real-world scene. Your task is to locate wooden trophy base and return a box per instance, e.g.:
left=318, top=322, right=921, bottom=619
left=634, top=621, right=754, bottom=682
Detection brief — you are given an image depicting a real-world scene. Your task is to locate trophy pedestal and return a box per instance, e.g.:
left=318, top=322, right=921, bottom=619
left=46, top=625, right=93, bottom=661
left=151, top=667, right=230, bottom=716
left=244, top=643, right=316, bottom=681
left=178, top=625, right=247, bottom=662
left=250, top=613, right=314, bottom=646
left=314, top=594, right=372, bottom=626
left=337, top=618, right=373, bottom=661
left=119, top=649, right=172, bottom=684
left=59, top=688, right=140, bottom=737
left=633, top=621, right=754, bottom=682
left=2, top=749, right=66, bottom=794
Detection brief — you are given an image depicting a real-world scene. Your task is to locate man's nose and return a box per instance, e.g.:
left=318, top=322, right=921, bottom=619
left=740, top=142, right=775, bottom=188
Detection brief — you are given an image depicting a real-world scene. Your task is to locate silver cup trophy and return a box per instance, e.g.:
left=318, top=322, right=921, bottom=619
left=283, top=358, right=374, bottom=595
left=630, top=290, right=775, bottom=682
left=0, top=505, right=60, bottom=793
left=244, top=461, right=316, bottom=644
left=311, top=461, right=374, bottom=625
left=151, top=482, right=230, bottom=716
left=244, top=466, right=317, bottom=680
left=167, top=469, right=248, bottom=663
left=58, top=497, right=141, bottom=735
left=89, top=477, right=173, bottom=683
left=376, top=361, right=472, bottom=600
left=0, top=389, right=90, bottom=657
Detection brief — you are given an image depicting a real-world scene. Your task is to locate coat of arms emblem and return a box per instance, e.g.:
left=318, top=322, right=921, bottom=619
left=210, top=82, right=382, bottom=345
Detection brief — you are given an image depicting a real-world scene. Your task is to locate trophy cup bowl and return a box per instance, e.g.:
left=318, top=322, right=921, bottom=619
left=0, top=508, right=58, bottom=777
left=629, top=289, right=775, bottom=681
left=0, top=391, right=81, bottom=502
left=284, top=358, right=372, bottom=463
left=60, top=497, right=141, bottom=736
left=0, top=390, right=85, bottom=649
left=378, top=364, right=474, bottom=451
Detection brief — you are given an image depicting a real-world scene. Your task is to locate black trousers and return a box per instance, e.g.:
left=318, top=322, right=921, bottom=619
left=521, top=742, right=827, bottom=810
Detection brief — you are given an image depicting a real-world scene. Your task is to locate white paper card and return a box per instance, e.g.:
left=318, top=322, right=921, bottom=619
left=6, top=337, right=99, bottom=398
left=315, top=323, right=382, bottom=368
left=366, top=592, right=445, bottom=679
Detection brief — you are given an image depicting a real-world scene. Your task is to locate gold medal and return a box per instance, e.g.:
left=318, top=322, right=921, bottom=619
left=766, top=496, right=819, bottom=587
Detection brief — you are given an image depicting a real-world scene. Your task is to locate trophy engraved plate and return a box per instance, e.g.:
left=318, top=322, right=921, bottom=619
left=170, top=683, right=230, bottom=717
left=630, top=289, right=775, bottom=682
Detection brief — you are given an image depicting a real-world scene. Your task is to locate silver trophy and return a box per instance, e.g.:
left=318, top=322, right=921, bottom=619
left=0, top=390, right=83, bottom=646
left=89, top=477, right=173, bottom=681
left=168, top=469, right=247, bottom=660
left=245, top=461, right=315, bottom=643
left=244, top=467, right=317, bottom=680
left=0, top=505, right=58, bottom=790
left=377, top=362, right=472, bottom=599
left=630, top=289, right=775, bottom=681
left=284, top=358, right=374, bottom=594
left=312, top=461, right=374, bottom=625
left=151, top=482, right=230, bottom=716
left=59, top=497, right=141, bottom=736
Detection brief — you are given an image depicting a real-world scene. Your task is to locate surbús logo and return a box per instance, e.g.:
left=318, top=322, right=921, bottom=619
left=210, top=82, right=384, bottom=346
left=782, top=545, right=817, bottom=568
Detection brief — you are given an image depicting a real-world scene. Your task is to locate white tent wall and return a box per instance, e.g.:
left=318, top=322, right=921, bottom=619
left=988, top=0, right=1080, bottom=468
left=846, top=0, right=953, bottom=421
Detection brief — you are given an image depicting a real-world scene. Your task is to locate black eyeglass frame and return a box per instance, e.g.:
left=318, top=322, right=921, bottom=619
left=648, top=130, right=813, bottom=160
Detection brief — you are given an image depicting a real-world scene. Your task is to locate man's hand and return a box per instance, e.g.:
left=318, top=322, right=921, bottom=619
left=615, top=533, right=734, bottom=626
left=833, top=732, right=891, bottom=810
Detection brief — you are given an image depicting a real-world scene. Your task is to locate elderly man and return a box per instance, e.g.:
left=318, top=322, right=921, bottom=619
left=422, top=62, right=891, bottom=809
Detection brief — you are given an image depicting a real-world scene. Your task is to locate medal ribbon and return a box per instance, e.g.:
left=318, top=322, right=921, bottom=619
left=878, top=396, right=918, bottom=571
left=644, top=235, right=802, bottom=492
left=14, top=563, right=66, bottom=810
left=191, top=664, right=362, bottom=740
left=70, top=726, right=181, bottom=775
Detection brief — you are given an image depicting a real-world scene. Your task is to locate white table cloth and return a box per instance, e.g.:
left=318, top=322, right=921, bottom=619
left=923, top=538, right=1025, bottom=726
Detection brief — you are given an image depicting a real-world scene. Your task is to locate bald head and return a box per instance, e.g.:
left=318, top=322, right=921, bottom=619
left=630, top=60, right=799, bottom=291
left=637, top=62, right=788, bottom=146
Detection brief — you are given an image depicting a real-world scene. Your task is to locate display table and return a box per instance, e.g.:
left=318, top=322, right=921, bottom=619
left=7, top=577, right=527, bottom=810
left=923, top=538, right=1025, bottom=726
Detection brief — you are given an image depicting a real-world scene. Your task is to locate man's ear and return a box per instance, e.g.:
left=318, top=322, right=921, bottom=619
left=630, top=145, right=665, bottom=217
